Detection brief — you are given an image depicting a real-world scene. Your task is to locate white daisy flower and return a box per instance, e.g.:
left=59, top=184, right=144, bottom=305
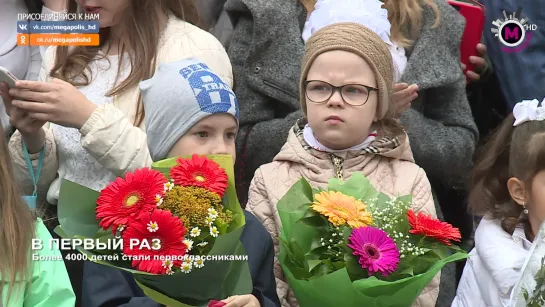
left=183, top=239, right=194, bottom=251
left=164, top=181, right=174, bottom=192
left=210, top=226, right=219, bottom=238
left=190, top=227, right=201, bottom=237
left=207, top=208, right=218, bottom=219
left=147, top=221, right=159, bottom=232
left=194, top=257, right=205, bottom=268
left=162, top=260, right=173, bottom=269
left=183, top=257, right=192, bottom=265
left=181, top=262, right=192, bottom=274
left=205, top=216, right=214, bottom=226
left=155, top=194, right=163, bottom=206
left=197, top=242, right=208, bottom=247
left=166, top=268, right=174, bottom=275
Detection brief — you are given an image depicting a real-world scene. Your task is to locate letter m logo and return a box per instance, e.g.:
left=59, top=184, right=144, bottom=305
left=504, top=27, right=520, bottom=40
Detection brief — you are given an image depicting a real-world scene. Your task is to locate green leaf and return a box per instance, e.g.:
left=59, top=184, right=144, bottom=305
left=284, top=259, right=312, bottom=280
left=278, top=238, right=311, bottom=280
left=298, top=215, right=328, bottom=227
left=398, top=266, right=414, bottom=276
left=327, top=172, right=379, bottom=200
left=342, top=226, right=352, bottom=240
left=307, top=246, right=329, bottom=258
left=288, top=238, right=307, bottom=264
left=312, top=187, right=324, bottom=196
left=313, top=260, right=334, bottom=277
left=302, top=207, right=319, bottom=218
left=344, top=251, right=363, bottom=275
left=279, top=237, right=303, bottom=268
left=447, top=244, right=465, bottom=253
left=331, top=260, right=346, bottom=271
left=309, top=237, right=321, bottom=250
left=307, top=260, right=322, bottom=272
left=57, top=179, right=101, bottom=239
left=372, top=193, right=393, bottom=211
left=277, top=178, right=314, bottom=213
left=395, top=194, right=413, bottom=205
left=433, top=245, right=451, bottom=259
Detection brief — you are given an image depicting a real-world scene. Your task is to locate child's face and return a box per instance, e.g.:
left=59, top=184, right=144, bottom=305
left=305, top=50, right=379, bottom=150
left=167, top=114, right=238, bottom=161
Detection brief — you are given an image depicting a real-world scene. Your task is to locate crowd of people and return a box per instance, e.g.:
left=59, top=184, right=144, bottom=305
left=0, top=0, right=543, bottom=306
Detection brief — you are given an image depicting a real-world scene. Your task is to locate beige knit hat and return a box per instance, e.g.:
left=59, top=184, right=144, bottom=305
left=299, top=22, right=394, bottom=120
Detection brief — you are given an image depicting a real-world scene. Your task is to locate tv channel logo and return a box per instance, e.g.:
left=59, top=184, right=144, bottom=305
left=491, top=7, right=537, bottom=53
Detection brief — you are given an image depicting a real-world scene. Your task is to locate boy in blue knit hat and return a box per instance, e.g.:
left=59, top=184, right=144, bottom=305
left=82, top=58, right=280, bottom=307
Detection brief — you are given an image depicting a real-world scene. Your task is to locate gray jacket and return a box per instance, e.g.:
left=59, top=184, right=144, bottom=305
left=399, top=0, right=478, bottom=190
left=226, top=0, right=306, bottom=203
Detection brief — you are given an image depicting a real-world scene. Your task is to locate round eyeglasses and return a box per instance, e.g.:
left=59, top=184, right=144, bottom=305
left=304, top=80, right=378, bottom=106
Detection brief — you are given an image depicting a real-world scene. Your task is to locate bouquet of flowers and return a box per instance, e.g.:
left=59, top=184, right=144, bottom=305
left=54, top=155, right=252, bottom=307
left=277, top=172, right=468, bottom=307
left=510, top=221, right=545, bottom=306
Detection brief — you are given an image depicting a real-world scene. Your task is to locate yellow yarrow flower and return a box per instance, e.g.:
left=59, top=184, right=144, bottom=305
left=159, top=186, right=232, bottom=228
left=311, top=191, right=372, bottom=228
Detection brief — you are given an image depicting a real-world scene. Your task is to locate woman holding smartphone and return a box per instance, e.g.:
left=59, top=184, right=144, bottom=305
left=0, top=0, right=65, bottom=134
left=0, top=0, right=232, bottom=305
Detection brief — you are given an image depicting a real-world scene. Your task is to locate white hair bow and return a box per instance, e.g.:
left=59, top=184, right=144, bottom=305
left=513, top=98, right=545, bottom=126
left=301, top=0, right=407, bottom=82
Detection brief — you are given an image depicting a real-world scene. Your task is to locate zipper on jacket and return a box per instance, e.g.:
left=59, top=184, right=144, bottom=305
left=328, top=154, right=344, bottom=180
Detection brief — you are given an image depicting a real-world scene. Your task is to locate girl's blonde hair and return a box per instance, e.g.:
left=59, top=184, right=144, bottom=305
left=299, top=0, right=441, bottom=48
left=0, top=125, right=36, bottom=304
left=50, top=0, right=202, bottom=127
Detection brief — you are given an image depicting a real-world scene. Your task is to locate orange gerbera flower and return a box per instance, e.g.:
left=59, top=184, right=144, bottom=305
left=311, top=191, right=372, bottom=228
left=407, top=209, right=462, bottom=245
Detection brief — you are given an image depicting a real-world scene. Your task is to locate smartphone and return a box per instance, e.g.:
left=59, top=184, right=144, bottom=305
left=0, top=66, right=18, bottom=88
left=448, top=0, right=485, bottom=77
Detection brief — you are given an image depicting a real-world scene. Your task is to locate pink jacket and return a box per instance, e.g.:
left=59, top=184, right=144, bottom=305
left=246, top=122, right=439, bottom=307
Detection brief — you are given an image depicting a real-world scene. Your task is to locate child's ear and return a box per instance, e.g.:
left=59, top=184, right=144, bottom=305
left=507, top=177, right=527, bottom=206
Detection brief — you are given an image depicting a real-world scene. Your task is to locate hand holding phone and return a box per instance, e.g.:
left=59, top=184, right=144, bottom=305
left=0, top=66, right=18, bottom=88
left=448, top=0, right=486, bottom=76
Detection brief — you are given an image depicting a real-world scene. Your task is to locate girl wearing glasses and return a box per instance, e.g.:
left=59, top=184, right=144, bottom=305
left=245, top=13, right=438, bottom=307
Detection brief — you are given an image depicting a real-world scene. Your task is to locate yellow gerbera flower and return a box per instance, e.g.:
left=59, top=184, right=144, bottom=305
left=311, top=191, right=372, bottom=228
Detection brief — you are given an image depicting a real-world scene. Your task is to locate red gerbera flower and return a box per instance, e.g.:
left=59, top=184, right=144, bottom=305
left=170, top=154, right=228, bottom=197
left=96, top=168, right=167, bottom=234
left=407, top=209, right=462, bottom=245
left=122, top=210, right=187, bottom=274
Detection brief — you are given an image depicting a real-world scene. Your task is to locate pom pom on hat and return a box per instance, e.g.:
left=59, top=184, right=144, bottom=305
left=302, top=0, right=406, bottom=82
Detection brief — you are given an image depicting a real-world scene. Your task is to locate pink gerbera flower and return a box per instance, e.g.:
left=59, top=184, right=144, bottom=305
left=347, top=227, right=400, bottom=276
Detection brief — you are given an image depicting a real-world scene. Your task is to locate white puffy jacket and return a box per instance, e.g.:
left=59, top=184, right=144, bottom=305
left=452, top=216, right=531, bottom=307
